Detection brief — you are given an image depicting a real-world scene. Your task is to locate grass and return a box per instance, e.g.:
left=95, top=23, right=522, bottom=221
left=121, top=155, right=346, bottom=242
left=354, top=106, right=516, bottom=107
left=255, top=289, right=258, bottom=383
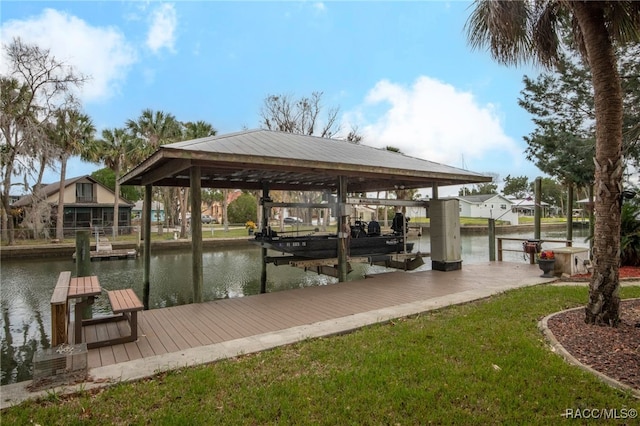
left=2, top=225, right=260, bottom=246
left=3, top=285, right=639, bottom=424
left=519, top=216, right=568, bottom=224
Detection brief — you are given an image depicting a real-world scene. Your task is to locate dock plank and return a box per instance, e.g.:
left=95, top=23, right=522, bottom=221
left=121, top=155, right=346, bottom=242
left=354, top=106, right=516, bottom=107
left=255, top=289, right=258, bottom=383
left=137, top=312, right=171, bottom=356
left=84, top=263, right=545, bottom=370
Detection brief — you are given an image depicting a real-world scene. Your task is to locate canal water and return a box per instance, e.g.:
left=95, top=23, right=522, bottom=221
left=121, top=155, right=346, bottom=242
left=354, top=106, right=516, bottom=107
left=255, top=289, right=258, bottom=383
left=0, top=228, right=589, bottom=384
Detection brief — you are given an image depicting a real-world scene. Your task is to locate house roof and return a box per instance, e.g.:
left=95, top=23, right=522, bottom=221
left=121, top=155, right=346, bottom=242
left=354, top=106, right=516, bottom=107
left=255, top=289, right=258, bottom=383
left=13, top=175, right=133, bottom=207
left=119, top=129, right=492, bottom=193
left=510, top=198, right=550, bottom=207
left=457, top=194, right=512, bottom=204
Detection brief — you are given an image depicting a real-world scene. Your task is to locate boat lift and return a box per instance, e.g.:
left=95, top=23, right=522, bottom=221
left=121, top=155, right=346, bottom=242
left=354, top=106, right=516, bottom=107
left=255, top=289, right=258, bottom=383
left=259, top=196, right=430, bottom=278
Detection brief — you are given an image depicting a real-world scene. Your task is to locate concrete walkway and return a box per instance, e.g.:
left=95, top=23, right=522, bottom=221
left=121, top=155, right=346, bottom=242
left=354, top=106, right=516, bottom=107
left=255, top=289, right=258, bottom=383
left=3, top=262, right=633, bottom=409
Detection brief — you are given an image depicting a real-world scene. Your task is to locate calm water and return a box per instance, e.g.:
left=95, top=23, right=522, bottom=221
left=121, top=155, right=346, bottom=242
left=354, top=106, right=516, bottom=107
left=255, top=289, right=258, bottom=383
left=0, top=229, right=588, bottom=384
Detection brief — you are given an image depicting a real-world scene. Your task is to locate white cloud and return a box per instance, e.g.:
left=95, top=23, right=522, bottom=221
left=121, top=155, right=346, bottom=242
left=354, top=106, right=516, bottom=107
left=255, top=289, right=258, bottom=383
left=314, top=2, right=327, bottom=13
left=0, top=8, right=137, bottom=103
left=146, top=3, right=177, bottom=54
left=346, top=76, right=522, bottom=173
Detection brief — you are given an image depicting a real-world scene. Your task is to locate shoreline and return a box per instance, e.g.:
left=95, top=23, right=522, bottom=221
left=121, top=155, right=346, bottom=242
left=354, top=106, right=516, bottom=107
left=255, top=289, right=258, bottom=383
left=0, top=222, right=579, bottom=260
left=0, top=237, right=251, bottom=260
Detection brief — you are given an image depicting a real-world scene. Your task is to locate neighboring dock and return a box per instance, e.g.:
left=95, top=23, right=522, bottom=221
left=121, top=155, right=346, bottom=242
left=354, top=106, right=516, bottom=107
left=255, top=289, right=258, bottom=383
left=71, top=238, right=138, bottom=261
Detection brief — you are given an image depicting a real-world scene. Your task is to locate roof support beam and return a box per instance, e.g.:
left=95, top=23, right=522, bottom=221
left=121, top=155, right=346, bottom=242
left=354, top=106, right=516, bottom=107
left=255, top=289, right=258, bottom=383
left=191, top=166, right=203, bottom=303
left=141, top=159, right=192, bottom=186
left=337, top=176, right=348, bottom=282
left=347, top=198, right=430, bottom=208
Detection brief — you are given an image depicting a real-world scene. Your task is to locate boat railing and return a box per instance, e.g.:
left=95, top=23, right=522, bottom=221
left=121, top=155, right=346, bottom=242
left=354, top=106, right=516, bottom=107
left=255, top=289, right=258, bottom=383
left=497, top=237, right=573, bottom=264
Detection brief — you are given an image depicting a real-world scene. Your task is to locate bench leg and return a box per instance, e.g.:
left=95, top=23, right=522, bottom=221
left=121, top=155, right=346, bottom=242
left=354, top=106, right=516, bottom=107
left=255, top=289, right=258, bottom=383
left=73, top=297, right=96, bottom=344
left=130, top=311, right=138, bottom=341
left=86, top=310, right=140, bottom=349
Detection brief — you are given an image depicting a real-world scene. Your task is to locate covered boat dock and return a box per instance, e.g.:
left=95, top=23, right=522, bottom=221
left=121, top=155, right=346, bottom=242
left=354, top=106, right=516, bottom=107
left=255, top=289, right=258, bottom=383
left=119, top=129, right=491, bottom=307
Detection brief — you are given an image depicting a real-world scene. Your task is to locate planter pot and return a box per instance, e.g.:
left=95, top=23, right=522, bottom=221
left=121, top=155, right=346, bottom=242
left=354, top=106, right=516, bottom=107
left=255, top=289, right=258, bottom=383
left=248, top=228, right=254, bottom=236
left=538, top=259, right=556, bottom=278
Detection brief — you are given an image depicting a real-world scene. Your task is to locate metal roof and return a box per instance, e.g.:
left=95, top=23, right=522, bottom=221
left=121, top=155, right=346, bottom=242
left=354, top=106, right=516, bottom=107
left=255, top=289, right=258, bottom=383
left=119, top=129, right=491, bottom=193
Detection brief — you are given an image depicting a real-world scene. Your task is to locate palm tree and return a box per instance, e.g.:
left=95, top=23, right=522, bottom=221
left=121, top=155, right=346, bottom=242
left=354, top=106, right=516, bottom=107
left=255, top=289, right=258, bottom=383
left=127, top=109, right=181, bottom=235
left=48, top=108, right=95, bottom=240
left=465, top=1, right=640, bottom=325
left=88, top=128, right=139, bottom=239
left=182, top=120, right=217, bottom=140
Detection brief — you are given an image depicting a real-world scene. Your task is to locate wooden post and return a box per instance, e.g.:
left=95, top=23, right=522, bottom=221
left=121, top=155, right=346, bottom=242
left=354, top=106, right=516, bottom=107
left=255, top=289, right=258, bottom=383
left=337, top=176, right=348, bottom=282
left=260, top=185, right=269, bottom=294
left=534, top=177, right=541, bottom=240
left=566, top=181, right=574, bottom=242
left=190, top=166, right=203, bottom=303
left=488, top=218, right=496, bottom=261
left=75, top=230, right=92, bottom=319
left=76, top=230, right=91, bottom=277
left=143, top=184, right=152, bottom=310
left=497, top=238, right=503, bottom=261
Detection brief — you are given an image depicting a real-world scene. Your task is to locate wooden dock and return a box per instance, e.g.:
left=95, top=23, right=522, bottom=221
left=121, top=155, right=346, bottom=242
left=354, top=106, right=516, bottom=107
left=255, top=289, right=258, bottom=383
left=77, top=262, right=546, bottom=370
left=72, top=249, right=138, bottom=261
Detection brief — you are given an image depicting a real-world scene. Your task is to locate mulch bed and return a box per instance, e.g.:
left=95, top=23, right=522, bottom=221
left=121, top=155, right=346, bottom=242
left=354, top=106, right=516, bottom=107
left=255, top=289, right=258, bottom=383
left=571, top=266, right=640, bottom=280
left=546, top=299, right=640, bottom=391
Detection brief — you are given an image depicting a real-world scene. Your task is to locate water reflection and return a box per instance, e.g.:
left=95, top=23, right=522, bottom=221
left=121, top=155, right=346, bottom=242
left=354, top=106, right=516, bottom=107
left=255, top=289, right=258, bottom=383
left=0, top=228, right=589, bottom=384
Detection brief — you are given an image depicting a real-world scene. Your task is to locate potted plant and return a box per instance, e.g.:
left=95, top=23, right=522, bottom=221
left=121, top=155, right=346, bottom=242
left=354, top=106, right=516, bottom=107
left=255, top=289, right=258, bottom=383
left=245, top=220, right=257, bottom=235
left=537, top=250, right=556, bottom=278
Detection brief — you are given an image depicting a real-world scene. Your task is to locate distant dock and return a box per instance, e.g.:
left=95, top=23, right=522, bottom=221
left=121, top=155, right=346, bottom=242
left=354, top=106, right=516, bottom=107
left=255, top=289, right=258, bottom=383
left=72, top=238, right=138, bottom=261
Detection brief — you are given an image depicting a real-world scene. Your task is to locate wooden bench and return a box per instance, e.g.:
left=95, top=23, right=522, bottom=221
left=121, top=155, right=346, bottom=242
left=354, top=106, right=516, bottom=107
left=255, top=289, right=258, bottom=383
left=83, top=288, right=143, bottom=349
left=51, top=271, right=72, bottom=346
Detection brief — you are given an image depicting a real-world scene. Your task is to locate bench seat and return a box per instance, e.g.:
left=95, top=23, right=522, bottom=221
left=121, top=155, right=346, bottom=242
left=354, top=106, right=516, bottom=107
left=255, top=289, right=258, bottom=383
left=108, top=289, right=144, bottom=314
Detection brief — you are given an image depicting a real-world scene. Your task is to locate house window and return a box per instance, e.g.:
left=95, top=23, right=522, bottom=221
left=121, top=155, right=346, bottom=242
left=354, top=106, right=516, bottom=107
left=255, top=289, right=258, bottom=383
left=500, top=204, right=507, bottom=210
left=76, top=183, right=94, bottom=203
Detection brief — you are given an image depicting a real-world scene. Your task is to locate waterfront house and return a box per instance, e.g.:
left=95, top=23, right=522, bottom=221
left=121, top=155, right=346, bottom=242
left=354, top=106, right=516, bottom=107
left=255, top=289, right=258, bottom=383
left=133, top=200, right=165, bottom=223
left=509, top=198, right=551, bottom=217
left=13, top=175, right=134, bottom=235
left=456, top=194, right=518, bottom=224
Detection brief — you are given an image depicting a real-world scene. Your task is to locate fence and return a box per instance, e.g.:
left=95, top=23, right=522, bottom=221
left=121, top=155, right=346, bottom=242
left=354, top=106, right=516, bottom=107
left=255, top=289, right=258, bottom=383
left=6, top=226, right=139, bottom=242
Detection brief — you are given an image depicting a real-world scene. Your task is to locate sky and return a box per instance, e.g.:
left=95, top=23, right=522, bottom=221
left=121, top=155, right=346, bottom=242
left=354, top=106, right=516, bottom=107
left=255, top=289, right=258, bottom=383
left=1, top=0, right=546, bottom=197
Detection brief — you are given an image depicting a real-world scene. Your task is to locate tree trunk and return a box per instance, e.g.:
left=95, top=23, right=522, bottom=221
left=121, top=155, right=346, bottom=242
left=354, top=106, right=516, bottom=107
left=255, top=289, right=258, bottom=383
left=56, top=157, right=67, bottom=241
left=2, top=152, right=16, bottom=244
left=573, top=3, right=623, bottom=325
left=222, top=189, right=229, bottom=232
left=180, top=188, right=188, bottom=239
left=112, top=164, right=121, bottom=240
left=33, top=160, right=47, bottom=239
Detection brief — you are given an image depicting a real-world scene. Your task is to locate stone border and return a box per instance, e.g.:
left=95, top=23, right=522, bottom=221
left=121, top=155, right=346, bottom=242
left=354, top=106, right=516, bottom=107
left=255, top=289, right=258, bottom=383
left=538, top=301, right=640, bottom=399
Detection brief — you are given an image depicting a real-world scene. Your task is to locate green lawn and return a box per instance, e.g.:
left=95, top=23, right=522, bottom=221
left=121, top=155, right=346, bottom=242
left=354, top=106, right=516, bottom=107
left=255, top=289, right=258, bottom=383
left=3, top=285, right=639, bottom=424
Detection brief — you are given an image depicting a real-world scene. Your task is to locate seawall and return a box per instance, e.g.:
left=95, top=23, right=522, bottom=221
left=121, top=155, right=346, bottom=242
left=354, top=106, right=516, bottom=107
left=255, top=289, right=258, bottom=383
left=0, top=238, right=250, bottom=260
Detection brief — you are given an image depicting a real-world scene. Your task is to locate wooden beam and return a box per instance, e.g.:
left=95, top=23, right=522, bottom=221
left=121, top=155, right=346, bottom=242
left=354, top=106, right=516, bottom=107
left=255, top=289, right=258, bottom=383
left=143, top=184, right=152, bottom=310
left=141, top=159, right=191, bottom=186
left=347, top=197, right=430, bottom=208
left=264, top=201, right=337, bottom=209
left=337, top=176, right=348, bottom=282
left=190, top=167, right=203, bottom=303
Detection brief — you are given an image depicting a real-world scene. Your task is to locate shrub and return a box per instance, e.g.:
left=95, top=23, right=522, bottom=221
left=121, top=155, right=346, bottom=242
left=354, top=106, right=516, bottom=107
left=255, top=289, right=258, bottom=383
left=620, top=201, right=640, bottom=266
